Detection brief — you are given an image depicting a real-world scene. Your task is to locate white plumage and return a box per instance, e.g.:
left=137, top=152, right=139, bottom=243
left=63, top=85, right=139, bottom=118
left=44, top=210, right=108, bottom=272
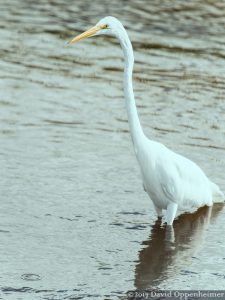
left=67, top=16, right=225, bottom=225
left=139, top=139, right=224, bottom=222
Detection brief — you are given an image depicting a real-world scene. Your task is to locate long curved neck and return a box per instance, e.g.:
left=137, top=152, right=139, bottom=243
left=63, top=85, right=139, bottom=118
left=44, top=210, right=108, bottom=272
left=118, top=30, right=145, bottom=152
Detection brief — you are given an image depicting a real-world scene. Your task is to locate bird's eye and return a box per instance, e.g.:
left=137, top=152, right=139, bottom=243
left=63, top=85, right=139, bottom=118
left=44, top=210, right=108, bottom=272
left=101, top=24, right=109, bottom=29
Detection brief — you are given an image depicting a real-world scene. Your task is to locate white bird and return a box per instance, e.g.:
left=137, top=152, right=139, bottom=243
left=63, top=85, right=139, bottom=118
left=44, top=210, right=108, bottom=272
left=67, top=16, right=224, bottom=225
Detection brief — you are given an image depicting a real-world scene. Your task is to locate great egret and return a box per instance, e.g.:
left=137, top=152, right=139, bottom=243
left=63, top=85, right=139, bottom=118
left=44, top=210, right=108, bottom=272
left=67, top=16, right=224, bottom=225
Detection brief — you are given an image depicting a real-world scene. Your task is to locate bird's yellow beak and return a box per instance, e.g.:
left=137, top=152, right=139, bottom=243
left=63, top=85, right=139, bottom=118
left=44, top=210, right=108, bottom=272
left=67, top=25, right=102, bottom=44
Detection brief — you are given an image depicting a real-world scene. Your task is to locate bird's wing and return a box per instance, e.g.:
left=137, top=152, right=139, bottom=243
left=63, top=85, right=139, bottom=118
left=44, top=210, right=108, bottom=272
left=156, top=156, right=181, bottom=203
left=155, top=146, right=211, bottom=207
left=142, top=183, right=147, bottom=192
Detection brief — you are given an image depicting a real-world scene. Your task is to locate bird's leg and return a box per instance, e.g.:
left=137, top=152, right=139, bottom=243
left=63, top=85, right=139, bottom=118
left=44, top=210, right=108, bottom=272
left=165, top=202, right=178, bottom=225
left=154, top=205, right=163, bottom=218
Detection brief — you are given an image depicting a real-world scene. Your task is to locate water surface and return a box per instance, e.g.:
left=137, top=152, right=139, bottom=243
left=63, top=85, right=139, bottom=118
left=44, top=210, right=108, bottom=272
left=1, top=1, right=225, bottom=299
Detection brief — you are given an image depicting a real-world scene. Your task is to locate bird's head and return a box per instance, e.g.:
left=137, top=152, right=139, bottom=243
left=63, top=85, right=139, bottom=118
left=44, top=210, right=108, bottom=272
left=67, top=16, right=125, bottom=44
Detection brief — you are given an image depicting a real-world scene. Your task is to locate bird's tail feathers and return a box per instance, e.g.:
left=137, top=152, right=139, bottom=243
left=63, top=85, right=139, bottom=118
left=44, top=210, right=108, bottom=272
left=210, top=181, right=225, bottom=203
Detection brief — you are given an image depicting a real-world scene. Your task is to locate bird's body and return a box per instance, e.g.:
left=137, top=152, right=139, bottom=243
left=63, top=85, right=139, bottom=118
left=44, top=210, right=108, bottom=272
left=138, top=138, right=221, bottom=213
left=68, top=16, right=224, bottom=225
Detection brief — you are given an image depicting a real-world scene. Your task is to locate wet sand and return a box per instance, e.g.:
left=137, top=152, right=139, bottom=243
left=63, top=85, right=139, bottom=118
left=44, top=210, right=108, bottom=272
left=0, top=0, right=225, bottom=299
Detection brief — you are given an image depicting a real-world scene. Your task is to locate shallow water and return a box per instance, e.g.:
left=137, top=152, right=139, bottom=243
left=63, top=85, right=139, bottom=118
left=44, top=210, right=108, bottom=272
left=1, top=0, right=225, bottom=299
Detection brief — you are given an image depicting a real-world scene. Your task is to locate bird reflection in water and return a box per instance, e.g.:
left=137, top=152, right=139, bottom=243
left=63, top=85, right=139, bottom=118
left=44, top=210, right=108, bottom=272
left=135, top=203, right=224, bottom=290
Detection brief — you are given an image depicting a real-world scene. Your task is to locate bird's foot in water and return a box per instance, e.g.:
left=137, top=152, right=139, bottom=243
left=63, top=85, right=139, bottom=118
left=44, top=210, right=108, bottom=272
left=154, top=205, right=163, bottom=218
